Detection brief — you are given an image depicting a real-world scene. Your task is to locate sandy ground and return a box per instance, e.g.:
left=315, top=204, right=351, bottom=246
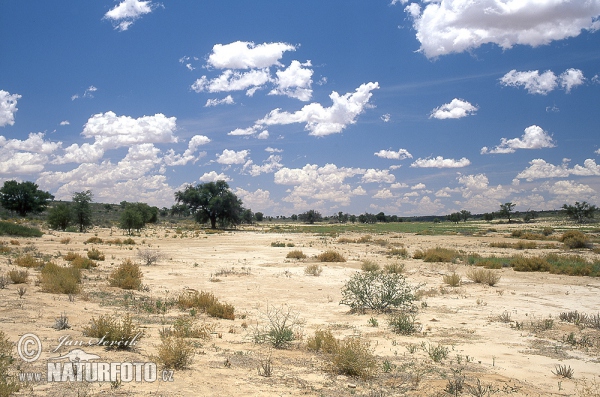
left=1, top=223, right=599, bottom=396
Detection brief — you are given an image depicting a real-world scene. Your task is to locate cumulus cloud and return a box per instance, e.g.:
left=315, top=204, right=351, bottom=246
left=269, top=60, right=313, bottom=101
left=0, top=134, right=58, bottom=175
left=207, top=41, right=296, bottom=69
left=54, top=143, right=105, bottom=164
left=204, top=95, right=235, bottom=107
left=104, top=0, right=155, bottom=31
left=374, top=148, right=413, bottom=160
left=216, top=149, right=249, bottom=165
left=0, top=90, right=21, bottom=127
left=381, top=114, right=391, bottom=122
left=411, top=183, right=426, bottom=190
left=390, top=182, right=409, bottom=189
left=403, top=0, right=600, bottom=58
left=192, top=69, right=271, bottom=95
left=234, top=188, right=276, bottom=212
left=243, top=155, right=283, bottom=176
left=536, top=180, right=597, bottom=204
left=60, top=120, right=70, bottom=126
left=411, top=156, right=471, bottom=168
left=481, top=125, right=555, bottom=154
left=243, top=82, right=379, bottom=137
left=265, top=147, right=283, bottom=153
left=500, top=68, right=585, bottom=94
left=456, top=173, right=515, bottom=212
left=373, top=188, right=394, bottom=199
left=2, top=132, right=61, bottom=154
left=361, top=169, right=396, bottom=183
left=429, top=98, right=478, bottom=119
left=163, top=135, right=210, bottom=166
left=199, top=171, right=232, bottom=182
left=516, top=158, right=600, bottom=181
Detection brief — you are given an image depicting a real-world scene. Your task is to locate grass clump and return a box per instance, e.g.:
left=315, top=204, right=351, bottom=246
left=0, top=330, right=20, bottom=396
left=304, top=264, right=323, bottom=276
left=340, top=271, right=416, bottom=313
left=384, top=262, right=405, bottom=274
left=87, top=248, right=105, bottom=261
left=560, top=230, right=589, bottom=249
left=109, top=259, right=143, bottom=290
left=466, top=268, right=501, bottom=286
left=286, top=250, right=307, bottom=259
left=83, top=313, right=142, bottom=350
left=361, top=260, right=380, bottom=272
left=317, top=250, right=346, bottom=262
left=510, top=255, right=550, bottom=272
left=443, top=272, right=462, bottom=287
left=0, top=221, right=43, bottom=237
left=388, top=312, right=420, bottom=335
left=307, top=329, right=338, bottom=353
left=14, top=254, right=44, bottom=268
left=271, top=241, right=286, bottom=247
left=388, top=247, right=408, bottom=257
left=155, top=336, right=195, bottom=370
left=329, top=337, right=377, bottom=379
left=177, top=290, right=235, bottom=320
left=64, top=252, right=97, bottom=269
left=253, top=305, right=302, bottom=349
left=356, top=235, right=372, bottom=243
left=422, top=247, right=461, bottom=263
left=39, top=262, right=81, bottom=294
left=169, top=316, right=214, bottom=339
left=84, top=237, right=103, bottom=244
left=8, top=269, right=28, bottom=284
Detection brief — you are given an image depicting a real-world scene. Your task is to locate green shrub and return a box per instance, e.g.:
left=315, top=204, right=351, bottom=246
left=388, top=313, right=420, bottom=335
left=286, top=250, right=307, bottom=259
left=0, top=330, right=20, bottom=395
left=0, top=221, right=42, bottom=237
left=109, top=259, right=143, bottom=290
left=340, top=271, right=416, bottom=313
left=443, top=272, right=461, bottom=287
left=304, top=264, right=323, bottom=276
left=422, top=247, right=461, bottom=262
left=271, top=241, right=286, bottom=247
left=560, top=230, right=589, bottom=249
left=8, top=269, right=28, bottom=284
left=155, top=336, right=195, bottom=370
left=82, top=313, right=142, bottom=350
left=317, top=250, right=346, bottom=262
left=40, top=262, right=81, bottom=294
left=87, top=248, right=105, bottom=261
left=361, top=260, right=380, bottom=272
left=510, top=255, right=550, bottom=272
left=466, top=268, right=501, bottom=286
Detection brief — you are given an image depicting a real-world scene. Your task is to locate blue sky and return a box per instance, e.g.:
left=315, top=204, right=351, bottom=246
left=1, top=0, right=599, bottom=216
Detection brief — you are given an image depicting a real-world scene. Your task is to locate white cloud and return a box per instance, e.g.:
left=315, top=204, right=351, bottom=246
left=458, top=174, right=489, bottom=191
left=411, top=183, right=426, bottom=190
left=199, top=171, right=231, bottom=182
left=0, top=150, right=48, bottom=175
left=234, top=188, right=276, bottom=212
left=374, top=148, right=412, bottom=160
left=0, top=90, right=21, bottom=127
left=192, top=69, right=271, bottom=96
left=207, top=41, right=296, bottom=69
left=82, top=111, right=177, bottom=150
left=361, top=169, right=395, bottom=183
left=2, top=132, right=61, bottom=154
left=257, top=131, right=269, bottom=139
left=390, top=182, right=408, bottom=189
left=595, top=148, right=600, bottom=155
left=244, top=155, right=283, bottom=176
left=163, top=135, right=210, bottom=166
left=411, top=156, right=471, bottom=168
left=516, top=158, right=600, bottom=181
left=456, top=173, right=515, bottom=212
left=248, top=82, right=379, bottom=137
left=373, top=188, right=394, bottom=199
left=429, top=98, right=478, bottom=119
left=560, top=68, right=586, bottom=93
left=269, top=60, right=313, bottom=101
left=60, top=120, right=70, bottom=126
left=381, top=114, right=391, bottom=122
left=481, top=125, right=555, bottom=154
left=204, top=95, right=235, bottom=107
left=216, top=149, right=249, bottom=165
left=405, top=0, right=600, bottom=58
left=54, top=143, right=105, bottom=164
left=104, top=0, right=155, bottom=31
left=500, top=68, right=585, bottom=95
left=265, top=147, right=283, bottom=153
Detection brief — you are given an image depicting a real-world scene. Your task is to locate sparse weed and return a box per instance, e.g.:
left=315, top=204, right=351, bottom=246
left=109, top=259, right=143, bottom=290
left=287, top=250, right=307, bottom=259
left=361, top=260, right=380, bottom=272
left=384, top=262, right=405, bottom=274
left=40, top=262, right=81, bottom=294
left=553, top=364, right=574, bottom=379
left=443, top=272, right=462, bottom=287
left=329, top=337, right=377, bottom=379
left=8, top=269, right=28, bottom=284
left=304, top=264, right=323, bottom=276
left=388, top=312, right=420, bottom=335
left=14, top=254, right=44, bottom=268
left=317, top=250, right=346, bottom=262
left=136, top=249, right=164, bottom=266
left=388, top=247, right=408, bottom=257
left=177, top=290, right=235, bottom=320
left=253, top=305, right=303, bottom=349
left=53, top=312, right=70, bottom=330
left=424, top=342, right=449, bottom=362
left=83, top=313, right=142, bottom=350
left=155, top=336, right=194, bottom=370
left=466, top=268, right=501, bottom=286
left=84, top=237, right=103, bottom=244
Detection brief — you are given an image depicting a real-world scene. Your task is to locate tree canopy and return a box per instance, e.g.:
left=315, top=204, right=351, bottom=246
left=498, top=202, right=516, bottom=223
left=174, top=180, right=244, bottom=229
left=72, top=191, right=93, bottom=232
left=0, top=180, right=54, bottom=216
left=119, top=202, right=159, bottom=234
left=562, top=201, right=597, bottom=223
left=47, top=203, right=72, bottom=231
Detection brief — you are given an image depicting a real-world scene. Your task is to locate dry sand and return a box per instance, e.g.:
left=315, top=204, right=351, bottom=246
left=1, top=223, right=599, bottom=396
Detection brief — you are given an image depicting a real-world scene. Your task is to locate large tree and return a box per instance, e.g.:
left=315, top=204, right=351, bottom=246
left=0, top=180, right=54, bottom=216
left=119, top=202, right=159, bottom=234
left=72, top=191, right=93, bottom=232
left=498, top=202, right=516, bottom=223
left=47, top=203, right=72, bottom=231
left=562, top=201, right=597, bottom=223
left=174, top=180, right=244, bottom=229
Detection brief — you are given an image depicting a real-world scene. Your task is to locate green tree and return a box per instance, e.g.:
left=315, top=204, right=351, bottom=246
left=498, top=202, right=516, bottom=223
left=174, top=180, right=244, bottom=229
left=460, top=210, right=471, bottom=222
left=120, top=205, right=144, bottom=235
left=254, top=212, right=264, bottom=222
left=298, top=209, right=322, bottom=224
left=562, top=201, right=597, bottom=223
left=447, top=212, right=461, bottom=224
left=72, top=191, right=93, bottom=232
left=0, top=180, right=54, bottom=216
left=241, top=209, right=253, bottom=224
left=47, top=203, right=72, bottom=231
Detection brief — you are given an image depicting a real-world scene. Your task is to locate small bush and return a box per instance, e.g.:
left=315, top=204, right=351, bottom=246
left=388, top=247, right=408, bottom=257
left=466, top=268, right=501, bottom=286
left=422, top=247, right=461, bottom=263
left=177, top=291, right=235, bottom=320
left=83, top=314, right=142, bottom=350
left=317, top=250, right=346, bottom=262
left=304, top=264, right=323, bottom=276
left=443, top=272, right=461, bottom=287
left=156, top=336, right=194, bottom=369
left=340, top=271, right=416, bottom=313
left=307, top=329, right=338, bottom=353
left=172, top=316, right=214, bottom=339
left=424, top=343, right=449, bottom=362
left=412, top=249, right=425, bottom=259
left=206, top=302, right=235, bottom=320
left=87, top=248, right=105, bottom=261
left=253, top=305, right=302, bottom=349
left=271, top=241, right=286, bottom=247
left=14, top=254, right=44, bottom=268
left=388, top=312, right=420, bottom=335
left=337, top=237, right=356, bottom=244
left=384, top=262, right=405, bottom=274
left=123, top=237, right=136, bottom=245
left=356, top=235, right=372, bottom=243
left=0, top=221, right=43, bottom=237
left=542, top=227, right=554, bottom=236
left=9, top=240, right=20, bottom=246
left=560, top=230, right=589, bottom=249
left=287, top=250, right=307, bottom=259
left=109, top=259, right=143, bottom=290
left=70, top=256, right=97, bottom=270
left=39, top=262, right=81, bottom=294
left=60, top=237, right=71, bottom=244
left=361, top=260, right=380, bottom=272
left=510, top=255, right=550, bottom=272
left=8, top=269, right=28, bottom=284
left=85, top=237, right=103, bottom=244
left=0, top=330, right=20, bottom=395
left=329, top=337, right=377, bottom=379
left=136, top=249, right=164, bottom=266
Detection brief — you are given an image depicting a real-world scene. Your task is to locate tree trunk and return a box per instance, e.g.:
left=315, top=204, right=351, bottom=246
left=210, top=215, right=217, bottom=229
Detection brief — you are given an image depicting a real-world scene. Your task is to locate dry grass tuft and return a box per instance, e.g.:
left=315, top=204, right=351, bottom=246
left=317, top=250, right=346, bottom=262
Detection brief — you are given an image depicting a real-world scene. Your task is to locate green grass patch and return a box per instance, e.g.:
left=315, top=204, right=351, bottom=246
left=0, top=221, right=43, bottom=237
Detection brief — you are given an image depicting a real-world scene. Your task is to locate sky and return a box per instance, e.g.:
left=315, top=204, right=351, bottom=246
left=1, top=0, right=599, bottom=217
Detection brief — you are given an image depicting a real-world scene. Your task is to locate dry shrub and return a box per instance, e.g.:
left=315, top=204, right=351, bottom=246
left=329, top=337, right=377, bottom=379
left=14, top=254, right=44, bottom=268
left=560, top=230, right=589, bottom=249
left=422, top=247, right=461, bottom=263
left=361, top=260, right=380, bottom=272
left=84, top=237, right=103, bottom=244
left=307, top=329, right=338, bottom=353
left=388, top=247, right=408, bottom=257
left=60, top=237, right=71, bottom=245
left=443, top=272, right=461, bottom=287
left=304, top=264, right=323, bottom=276
left=155, top=336, right=194, bottom=370
left=83, top=313, right=142, bottom=350
left=384, top=262, right=405, bottom=274
left=87, top=248, right=105, bottom=261
left=317, top=250, right=346, bottom=262
left=123, top=237, right=136, bottom=245
left=136, top=249, right=164, bottom=266
left=0, top=330, right=20, bottom=396
left=466, top=268, right=501, bottom=286
left=206, top=302, right=235, bottom=320
left=9, top=240, right=20, bottom=246
left=337, top=237, right=356, bottom=244
left=372, top=239, right=388, bottom=247
left=510, top=255, right=550, bottom=272
left=412, top=249, right=425, bottom=259
left=287, top=250, right=307, bottom=259
left=8, top=269, right=29, bottom=284
left=109, top=259, right=143, bottom=290
left=70, top=256, right=97, bottom=269
left=63, top=251, right=80, bottom=261
left=39, top=262, right=81, bottom=294
left=171, top=316, right=214, bottom=339
left=356, top=235, right=372, bottom=243
left=177, top=290, right=235, bottom=320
